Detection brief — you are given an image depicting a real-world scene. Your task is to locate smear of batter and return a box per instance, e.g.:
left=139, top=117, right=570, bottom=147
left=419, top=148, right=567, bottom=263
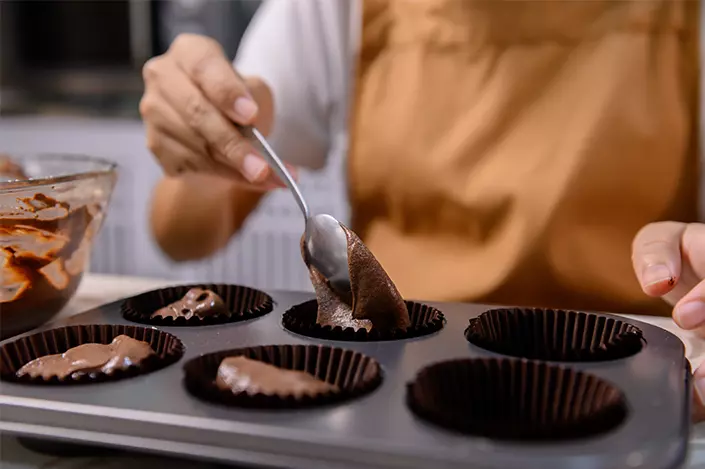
left=16, top=335, right=155, bottom=379
left=152, top=287, right=227, bottom=319
left=216, top=356, right=338, bottom=398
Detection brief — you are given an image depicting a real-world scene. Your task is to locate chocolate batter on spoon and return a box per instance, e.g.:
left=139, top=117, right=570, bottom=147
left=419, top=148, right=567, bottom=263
left=216, top=356, right=338, bottom=398
left=16, top=335, right=155, bottom=380
left=151, top=287, right=227, bottom=319
left=302, top=224, right=410, bottom=331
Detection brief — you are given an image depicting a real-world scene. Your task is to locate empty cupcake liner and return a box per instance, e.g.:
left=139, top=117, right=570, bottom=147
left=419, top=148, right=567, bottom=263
left=121, top=283, right=273, bottom=327
left=0, top=324, right=185, bottom=385
left=183, top=344, right=383, bottom=409
left=406, top=357, right=628, bottom=440
left=464, top=308, right=644, bottom=362
left=282, top=299, right=445, bottom=342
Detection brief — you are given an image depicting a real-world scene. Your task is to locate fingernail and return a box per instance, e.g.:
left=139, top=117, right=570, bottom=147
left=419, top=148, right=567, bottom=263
left=643, top=264, right=673, bottom=287
left=242, top=153, right=268, bottom=183
left=675, top=301, right=705, bottom=329
left=233, top=97, right=258, bottom=123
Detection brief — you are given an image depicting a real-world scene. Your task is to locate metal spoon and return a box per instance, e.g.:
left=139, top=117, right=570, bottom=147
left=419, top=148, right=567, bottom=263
left=236, top=125, right=352, bottom=294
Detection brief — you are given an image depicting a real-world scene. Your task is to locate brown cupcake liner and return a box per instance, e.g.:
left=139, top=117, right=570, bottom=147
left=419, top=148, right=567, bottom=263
left=464, top=308, right=644, bottom=362
left=121, top=283, right=273, bottom=327
left=406, top=357, right=628, bottom=440
left=183, top=344, right=383, bottom=409
left=0, top=324, right=184, bottom=385
left=282, top=300, right=445, bottom=342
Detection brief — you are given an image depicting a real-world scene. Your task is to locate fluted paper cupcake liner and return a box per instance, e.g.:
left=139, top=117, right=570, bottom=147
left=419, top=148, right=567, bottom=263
left=121, top=283, right=273, bottom=327
left=183, top=344, right=382, bottom=409
left=406, top=357, right=628, bottom=440
left=282, top=300, right=445, bottom=342
left=464, top=308, right=644, bottom=362
left=0, top=324, right=184, bottom=385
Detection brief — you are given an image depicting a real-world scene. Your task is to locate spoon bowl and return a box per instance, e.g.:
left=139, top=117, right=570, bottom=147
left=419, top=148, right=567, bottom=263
left=305, top=214, right=351, bottom=293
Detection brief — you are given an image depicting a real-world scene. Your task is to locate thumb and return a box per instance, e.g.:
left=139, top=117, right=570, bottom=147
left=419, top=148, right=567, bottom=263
left=631, top=222, right=685, bottom=297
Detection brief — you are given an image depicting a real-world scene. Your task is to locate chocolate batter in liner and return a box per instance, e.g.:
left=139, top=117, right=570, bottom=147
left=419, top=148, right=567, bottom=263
left=301, top=225, right=411, bottom=331
left=283, top=299, right=444, bottom=341
left=464, top=308, right=644, bottom=362
left=121, top=283, right=273, bottom=327
left=183, top=344, right=382, bottom=409
left=300, top=225, right=418, bottom=331
left=290, top=225, right=444, bottom=341
left=0, top=324, right=184, bottom=385
left=406, top=357, right=628, bottom=440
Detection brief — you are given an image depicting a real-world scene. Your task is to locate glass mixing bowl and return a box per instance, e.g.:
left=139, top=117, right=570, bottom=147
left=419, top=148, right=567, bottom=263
left=0, top=154, right=117, bottom=339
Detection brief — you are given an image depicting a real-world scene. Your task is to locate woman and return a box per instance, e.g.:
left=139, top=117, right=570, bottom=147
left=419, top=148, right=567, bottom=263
left=141, top=0, right=698, bottom=316
left=141, top=0, right=705, bottom=419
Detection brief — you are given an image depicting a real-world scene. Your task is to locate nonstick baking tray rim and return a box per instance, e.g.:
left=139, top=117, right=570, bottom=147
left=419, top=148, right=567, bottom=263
left=0, top=291, right=691, bottom=469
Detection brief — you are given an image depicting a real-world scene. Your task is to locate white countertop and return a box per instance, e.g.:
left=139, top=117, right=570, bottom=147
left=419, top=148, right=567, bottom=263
left=3, top=273, right=705, bottom=468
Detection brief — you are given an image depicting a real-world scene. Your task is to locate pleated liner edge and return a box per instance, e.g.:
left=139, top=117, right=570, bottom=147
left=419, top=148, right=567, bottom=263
left=183, top=343, right=383, bottom=409
left=406, top=357, right=629, bottom=440
left=464, top=307, right=644, bottom=362
left=0, top=324, right=185, bottom=385
left=121, top=283, right=274, bottom=327
left=282, top=299, right=445, bottom=342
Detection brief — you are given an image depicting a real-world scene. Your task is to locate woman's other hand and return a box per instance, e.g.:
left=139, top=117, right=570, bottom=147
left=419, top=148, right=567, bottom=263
left=632, top=221, right=705, bottom=421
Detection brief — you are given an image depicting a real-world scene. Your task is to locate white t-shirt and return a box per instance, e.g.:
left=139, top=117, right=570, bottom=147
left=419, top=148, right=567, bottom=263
left=235, top=0, right=358, bottom=171
left=235, top=0, right=705, bottom=219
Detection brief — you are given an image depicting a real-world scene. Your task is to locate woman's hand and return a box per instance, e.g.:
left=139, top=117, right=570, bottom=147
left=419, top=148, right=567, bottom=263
left=632, top=221, right=705, bottom=421
left=139, top=33, right=295, bottom=189
left=632, top=222, right=705, bottom=327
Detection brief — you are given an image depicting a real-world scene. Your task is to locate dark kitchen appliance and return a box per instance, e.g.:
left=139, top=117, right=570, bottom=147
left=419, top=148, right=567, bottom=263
left=0, top=0, right=260, bottom=117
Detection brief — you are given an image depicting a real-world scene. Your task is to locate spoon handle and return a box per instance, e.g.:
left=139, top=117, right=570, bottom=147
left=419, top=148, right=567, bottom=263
left=236, top=124, right=310, bottom=220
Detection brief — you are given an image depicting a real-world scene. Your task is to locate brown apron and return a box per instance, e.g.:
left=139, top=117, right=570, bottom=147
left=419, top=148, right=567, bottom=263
left=348, top=0, right=700, bottom=316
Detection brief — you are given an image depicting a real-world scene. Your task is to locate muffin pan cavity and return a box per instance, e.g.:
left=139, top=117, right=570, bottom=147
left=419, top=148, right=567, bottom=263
left=0, top=324, right=184, bottom=385
left=465, top=307, right=644, bottom=361
left=121, top=283, right=273, bottom=327
left=406, top=357, right=628, bottom=440
left=184, top=344, right=382, bottom=409
left=282, top=299, right=445, bottom=341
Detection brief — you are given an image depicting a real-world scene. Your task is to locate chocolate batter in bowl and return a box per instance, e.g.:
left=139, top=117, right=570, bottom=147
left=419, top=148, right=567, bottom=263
left=0, top=154, right=117, bottom=339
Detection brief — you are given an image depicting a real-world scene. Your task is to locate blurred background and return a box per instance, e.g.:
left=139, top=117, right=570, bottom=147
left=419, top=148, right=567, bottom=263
left=0, top=0, right=348, bottom=293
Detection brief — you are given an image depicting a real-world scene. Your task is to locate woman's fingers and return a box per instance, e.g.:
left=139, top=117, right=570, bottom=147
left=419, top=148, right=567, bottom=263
left=145, top=124, right=201, bottom=177
left=146, top=57, right=271, bottom=183
left=632, top=222, right=686, bottom=297
left=146, top=124, right=286, bottom=192
left=140, top=91, right=207, bottom=156
left=140, top=33, right=297, bottom=190
left=633, top=222, right=705, bottom=329
left=141, top=90, right=284, bottom=187
left=168, top=34, right=259, bottom=127
left=673, top=277, right=705, bottom=330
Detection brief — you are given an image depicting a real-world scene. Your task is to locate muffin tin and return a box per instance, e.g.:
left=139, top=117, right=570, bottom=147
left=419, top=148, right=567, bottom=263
left=0, top=288, right=692, bottom=469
